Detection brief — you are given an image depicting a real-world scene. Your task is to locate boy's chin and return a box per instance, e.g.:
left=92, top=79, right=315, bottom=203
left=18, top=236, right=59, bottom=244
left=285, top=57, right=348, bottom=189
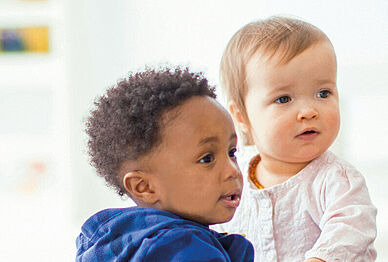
left=209, top=213, right=236, bottom=225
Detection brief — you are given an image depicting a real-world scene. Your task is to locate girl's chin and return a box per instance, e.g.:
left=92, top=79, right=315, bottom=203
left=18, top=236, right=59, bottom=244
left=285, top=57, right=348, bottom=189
left=274, top=151, right=323, bottom=165
left=291, top=150, right=325, bottom=163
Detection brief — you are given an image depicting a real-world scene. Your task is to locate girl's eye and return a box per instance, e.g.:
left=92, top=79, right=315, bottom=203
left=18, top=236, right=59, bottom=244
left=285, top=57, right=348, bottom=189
left=199, top=154, right=214, bottom=164
left=275, top=96, right=291, bottom=104
left=229, top=148, right=237, bottom=159
left=317, top=90, right=331, bottom=98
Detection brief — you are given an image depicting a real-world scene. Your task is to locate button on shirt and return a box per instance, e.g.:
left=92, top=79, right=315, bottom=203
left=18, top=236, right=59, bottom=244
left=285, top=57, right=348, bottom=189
left=212, top=150, right=377, bottom=262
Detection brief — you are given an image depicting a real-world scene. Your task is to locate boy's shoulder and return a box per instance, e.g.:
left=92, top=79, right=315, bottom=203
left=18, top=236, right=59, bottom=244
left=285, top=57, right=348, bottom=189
left=76, top=207, right=254, bottom=262
left=77, top=206, right=202, bottom=245
left=75, top=207, right=199, bottom=261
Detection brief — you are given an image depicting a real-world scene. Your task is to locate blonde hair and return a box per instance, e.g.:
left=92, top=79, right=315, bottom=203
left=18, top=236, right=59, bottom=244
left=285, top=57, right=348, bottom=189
left=220, top=16, right=330, bottom=144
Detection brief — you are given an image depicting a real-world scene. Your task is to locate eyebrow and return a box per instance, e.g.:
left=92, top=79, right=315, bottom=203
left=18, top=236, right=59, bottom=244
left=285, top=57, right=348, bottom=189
left=198, top=134, right=237, bottom=146
left=272, top=85, right=292, bottom=92
left=268, top=79, right=336, bottom=96
left=266, top=84, right=292, bottom=96
left=314, top=79, right=336, bottom=85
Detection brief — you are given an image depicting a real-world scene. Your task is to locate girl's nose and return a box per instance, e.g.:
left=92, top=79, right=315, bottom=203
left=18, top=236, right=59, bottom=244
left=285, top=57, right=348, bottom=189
left=297, top=106, right=319, bottom=121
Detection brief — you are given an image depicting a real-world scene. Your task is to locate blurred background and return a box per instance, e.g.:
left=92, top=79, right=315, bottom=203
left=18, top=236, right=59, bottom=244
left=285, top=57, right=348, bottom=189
left=0, top=0, right=387, bottom=261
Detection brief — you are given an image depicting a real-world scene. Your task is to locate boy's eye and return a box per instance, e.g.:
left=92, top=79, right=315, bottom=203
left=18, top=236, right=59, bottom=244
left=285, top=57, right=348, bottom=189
left=275, top=96, right=291, bottom=104
left=229, top=148, right=237, bottom=159
left=199, top=154, right=214, bottom=164
left=317, top=90, right=331, bottom=98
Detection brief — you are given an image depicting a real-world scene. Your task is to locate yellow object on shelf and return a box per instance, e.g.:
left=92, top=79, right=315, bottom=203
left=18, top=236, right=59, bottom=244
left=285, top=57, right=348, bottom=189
left=21, top=27, right=49, bottom=52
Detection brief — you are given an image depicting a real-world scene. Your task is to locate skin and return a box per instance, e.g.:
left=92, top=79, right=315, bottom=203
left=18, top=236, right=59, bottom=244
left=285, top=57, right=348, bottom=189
left=123, top=96, right=243, bottom=225
left=230, top=40, right=339, bottom=262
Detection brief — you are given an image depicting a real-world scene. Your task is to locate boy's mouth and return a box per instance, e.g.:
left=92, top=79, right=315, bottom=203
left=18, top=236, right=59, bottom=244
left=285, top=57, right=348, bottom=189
left=220, top=190, right=241, bottom=208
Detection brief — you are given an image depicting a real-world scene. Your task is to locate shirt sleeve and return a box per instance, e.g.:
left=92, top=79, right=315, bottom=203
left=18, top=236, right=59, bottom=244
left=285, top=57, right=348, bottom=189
left=305, top=165, right=377, bottom=262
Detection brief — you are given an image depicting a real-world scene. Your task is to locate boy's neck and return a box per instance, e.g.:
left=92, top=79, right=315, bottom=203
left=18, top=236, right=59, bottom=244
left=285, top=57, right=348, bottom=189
left=256, top=154, right=310, bottom=188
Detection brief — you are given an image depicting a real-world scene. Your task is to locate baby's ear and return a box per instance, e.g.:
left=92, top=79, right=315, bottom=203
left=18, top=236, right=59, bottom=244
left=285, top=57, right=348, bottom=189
left=123, top=171, right=159, bottom=204
left=228, top=102, right=250, bottom=134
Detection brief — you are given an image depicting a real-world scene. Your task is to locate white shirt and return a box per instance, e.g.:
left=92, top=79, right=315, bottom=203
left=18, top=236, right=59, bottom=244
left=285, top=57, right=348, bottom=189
left=213, top=150, right=377, bottom=262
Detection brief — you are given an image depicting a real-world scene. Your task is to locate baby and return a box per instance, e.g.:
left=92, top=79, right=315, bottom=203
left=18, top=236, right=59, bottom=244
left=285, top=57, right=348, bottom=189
left=75, top=67, right=254, bottom=261
left=213, top=16, right=377, bottom=261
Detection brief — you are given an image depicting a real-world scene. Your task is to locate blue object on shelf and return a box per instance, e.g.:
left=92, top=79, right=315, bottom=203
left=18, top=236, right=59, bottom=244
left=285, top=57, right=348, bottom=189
left=1, top=30, right=25, bottom=52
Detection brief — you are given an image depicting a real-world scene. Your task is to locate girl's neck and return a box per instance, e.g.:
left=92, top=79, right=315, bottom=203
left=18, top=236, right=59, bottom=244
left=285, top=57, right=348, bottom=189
left=256, top=154, right=311, bottom=188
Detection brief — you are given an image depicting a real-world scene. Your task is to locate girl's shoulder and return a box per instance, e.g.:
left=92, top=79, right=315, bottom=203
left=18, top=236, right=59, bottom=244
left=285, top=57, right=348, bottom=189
left=311, top=151, right=364, bottom=182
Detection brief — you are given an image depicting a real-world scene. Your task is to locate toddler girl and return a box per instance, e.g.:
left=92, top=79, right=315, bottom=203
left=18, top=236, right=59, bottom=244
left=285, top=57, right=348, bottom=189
left=213, top=16, right=377, bottom=262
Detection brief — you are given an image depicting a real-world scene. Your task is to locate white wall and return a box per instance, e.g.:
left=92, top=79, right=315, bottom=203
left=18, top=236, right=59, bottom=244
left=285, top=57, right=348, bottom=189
left=0, top=0, right=74, bottom=261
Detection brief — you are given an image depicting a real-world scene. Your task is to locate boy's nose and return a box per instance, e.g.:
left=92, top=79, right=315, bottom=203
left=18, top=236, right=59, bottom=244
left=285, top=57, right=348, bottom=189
left=297, top=106, right=319, bottom=121
left=223, top=159, right=242, bottom=181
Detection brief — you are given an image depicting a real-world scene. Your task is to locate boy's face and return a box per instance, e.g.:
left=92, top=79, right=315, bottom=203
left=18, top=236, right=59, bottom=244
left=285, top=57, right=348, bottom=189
left=242, top=41, right=340, bottom=165
left=146, top=96, right=243, bottom=225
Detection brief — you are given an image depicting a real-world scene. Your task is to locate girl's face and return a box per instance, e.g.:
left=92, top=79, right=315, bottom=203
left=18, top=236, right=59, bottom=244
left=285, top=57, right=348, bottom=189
left=241, top=41, right=340, bottom=167
left=145, top=96, right=243, bottom=225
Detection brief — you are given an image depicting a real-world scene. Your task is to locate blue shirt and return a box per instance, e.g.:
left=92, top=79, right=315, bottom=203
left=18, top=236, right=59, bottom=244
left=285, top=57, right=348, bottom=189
left=76, top=207, right=254, bottom=261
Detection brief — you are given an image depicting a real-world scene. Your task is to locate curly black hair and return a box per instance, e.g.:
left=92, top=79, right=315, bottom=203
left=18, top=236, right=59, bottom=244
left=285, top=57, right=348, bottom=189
left=86, top=66, right=216, bottom=196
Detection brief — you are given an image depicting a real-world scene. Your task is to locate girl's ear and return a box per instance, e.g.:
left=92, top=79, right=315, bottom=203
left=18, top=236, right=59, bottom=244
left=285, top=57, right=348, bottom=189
left=229, top=102, right=255, bottom=145
left=228, top=102, right=250, bottom=134
left=123, top=171, right=159, bottom=204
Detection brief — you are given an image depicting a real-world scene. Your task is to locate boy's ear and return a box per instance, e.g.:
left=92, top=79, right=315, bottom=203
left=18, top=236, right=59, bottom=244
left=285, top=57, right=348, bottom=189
left=228, top=102, right=250, bottom=134
left=122, top=171, right=159, bottom=204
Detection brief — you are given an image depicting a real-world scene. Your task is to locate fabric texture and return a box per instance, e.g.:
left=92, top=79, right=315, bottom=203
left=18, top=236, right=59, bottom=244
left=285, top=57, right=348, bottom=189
left=212, top=150, right=377, bottom=262
left=76, top=206, right=254, bottom=262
